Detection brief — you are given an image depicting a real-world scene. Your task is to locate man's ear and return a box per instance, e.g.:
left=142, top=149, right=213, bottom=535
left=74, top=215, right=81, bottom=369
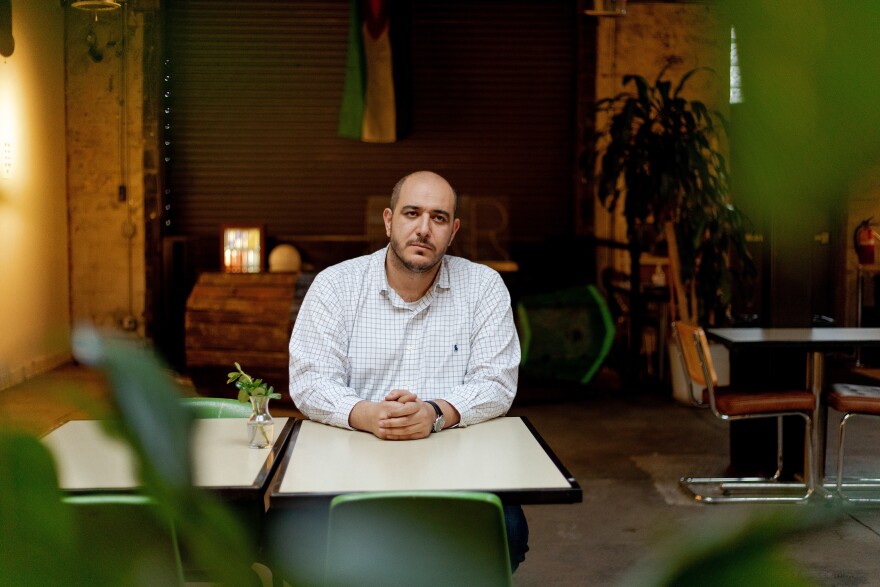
left=383, top=208, right=393, bottom=237
left=449, top=218, right=461, bottom=244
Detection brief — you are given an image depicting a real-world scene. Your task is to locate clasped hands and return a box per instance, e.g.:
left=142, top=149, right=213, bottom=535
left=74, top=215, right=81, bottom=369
left=349, top=390, right=452, bottom=440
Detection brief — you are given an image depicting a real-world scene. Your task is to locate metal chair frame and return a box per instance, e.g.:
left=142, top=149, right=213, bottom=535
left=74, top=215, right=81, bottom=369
left=673, top=322, right=816, bottom=504
left=828, top=383, right=880, bottom=503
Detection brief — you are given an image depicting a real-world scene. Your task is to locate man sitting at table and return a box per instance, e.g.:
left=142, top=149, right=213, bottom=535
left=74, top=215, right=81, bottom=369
left=288, top=170, right=528, bottom=570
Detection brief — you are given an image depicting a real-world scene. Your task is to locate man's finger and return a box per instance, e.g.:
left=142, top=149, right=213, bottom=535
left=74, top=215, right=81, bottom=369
left=382, top=426, right=430, bottom=440
left=382, top=402, right=421, bottom=419
left=385, top=389, right=412, bottom=401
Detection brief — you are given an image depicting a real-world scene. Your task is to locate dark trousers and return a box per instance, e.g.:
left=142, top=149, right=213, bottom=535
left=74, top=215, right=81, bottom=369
left=504, top=504, right=530, bottom=572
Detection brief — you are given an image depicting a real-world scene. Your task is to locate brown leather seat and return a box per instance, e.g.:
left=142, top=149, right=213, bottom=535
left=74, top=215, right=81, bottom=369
left=827, top=383, right=880, bottom=416
left=673, top=321, right=816, bottom=503
left=712, top=389, right=815, bottom=416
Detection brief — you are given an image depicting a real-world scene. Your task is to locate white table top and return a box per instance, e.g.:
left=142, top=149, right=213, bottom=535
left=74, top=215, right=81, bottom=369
left=42, top=418, right=290, bottom=493
left=270, top=417, right=580, bottom=504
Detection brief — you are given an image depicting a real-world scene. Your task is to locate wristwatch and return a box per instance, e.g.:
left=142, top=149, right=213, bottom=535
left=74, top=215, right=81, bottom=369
left=425, top=400, right=445, bottom=433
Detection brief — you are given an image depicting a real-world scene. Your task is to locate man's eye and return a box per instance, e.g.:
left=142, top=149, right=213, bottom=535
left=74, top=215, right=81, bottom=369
left=434, top=216, right=448, bottom=223
left=405, top=211, right=418, bottom=217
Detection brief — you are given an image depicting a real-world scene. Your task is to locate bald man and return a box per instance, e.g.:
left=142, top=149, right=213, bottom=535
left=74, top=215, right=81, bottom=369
left=289, top=170, right=528, bottom=570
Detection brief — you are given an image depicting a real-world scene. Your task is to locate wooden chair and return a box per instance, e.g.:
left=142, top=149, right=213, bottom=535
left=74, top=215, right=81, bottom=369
left=825, top=383, right=880, bottom=502
left=325, top=491, right=512, bottom=587
left=672, top=322, right=817, bottom=503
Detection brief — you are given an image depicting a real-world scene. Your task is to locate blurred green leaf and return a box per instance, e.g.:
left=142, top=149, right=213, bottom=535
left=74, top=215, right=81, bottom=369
left=70, top=325, right=262, bottom=586
left=72, top=326, right=193, bottom=488
left=0, top=432, right=75, bottom=584
left=724, top=2, right=880, bottom=215
left=620, top=507, right=839, bottom=587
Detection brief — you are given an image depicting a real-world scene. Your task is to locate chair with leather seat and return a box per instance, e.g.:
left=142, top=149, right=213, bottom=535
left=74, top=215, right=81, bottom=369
left=673, top=321, right=817, bottom=503
left=180, top=396, right=254, bottom=418
left=324, top=491, right=512, bottom=587
left=825, top=383, right=880, bottom=502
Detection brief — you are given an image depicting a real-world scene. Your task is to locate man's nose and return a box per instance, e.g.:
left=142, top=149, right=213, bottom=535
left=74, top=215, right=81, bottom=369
left=415, top=213, right=431, bottom=236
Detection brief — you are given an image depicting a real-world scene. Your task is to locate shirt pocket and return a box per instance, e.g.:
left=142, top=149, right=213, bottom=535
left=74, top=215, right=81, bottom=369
left=421, top=331, right=470, bottom=397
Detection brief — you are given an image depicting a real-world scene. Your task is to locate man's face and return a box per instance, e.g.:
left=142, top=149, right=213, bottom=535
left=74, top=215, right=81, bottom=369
left=384, top=173, right=460, bottom=274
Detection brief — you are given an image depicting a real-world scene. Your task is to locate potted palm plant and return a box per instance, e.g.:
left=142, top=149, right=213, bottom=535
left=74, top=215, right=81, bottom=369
left=590, top=66, right=755, bottom=400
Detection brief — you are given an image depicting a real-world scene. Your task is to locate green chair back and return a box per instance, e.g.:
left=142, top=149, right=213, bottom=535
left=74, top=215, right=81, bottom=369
left=516, top=284, right=615, bottom=385
left=180, top=397, right=253, bottom=418
left=62, top=494, right=185, bottom=586
left=325, top=491, right=512, bottom=587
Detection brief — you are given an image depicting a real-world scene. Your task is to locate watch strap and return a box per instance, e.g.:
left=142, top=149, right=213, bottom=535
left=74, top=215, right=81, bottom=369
left=425, top=400, right=444, bottom=432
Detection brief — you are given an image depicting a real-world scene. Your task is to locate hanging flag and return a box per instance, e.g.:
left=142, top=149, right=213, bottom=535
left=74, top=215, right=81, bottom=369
left=338, top=0, right=397, bottom=143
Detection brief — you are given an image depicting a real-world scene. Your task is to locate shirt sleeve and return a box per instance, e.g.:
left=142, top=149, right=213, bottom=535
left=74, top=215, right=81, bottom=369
left=288, top=273, right=362, bottom=429
left=441, top=269, right=520, bottom=426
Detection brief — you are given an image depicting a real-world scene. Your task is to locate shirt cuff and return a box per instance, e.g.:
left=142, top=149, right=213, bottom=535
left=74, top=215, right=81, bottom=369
left=332, top=395, right=365, bottom=430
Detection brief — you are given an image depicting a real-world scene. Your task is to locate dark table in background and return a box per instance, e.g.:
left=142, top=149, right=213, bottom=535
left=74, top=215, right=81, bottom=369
left=707, top=328, right=880, bottom=479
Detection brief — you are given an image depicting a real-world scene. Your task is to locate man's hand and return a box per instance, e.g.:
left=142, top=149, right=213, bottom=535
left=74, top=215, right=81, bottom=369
left=348, top=390, right=435, bottom=440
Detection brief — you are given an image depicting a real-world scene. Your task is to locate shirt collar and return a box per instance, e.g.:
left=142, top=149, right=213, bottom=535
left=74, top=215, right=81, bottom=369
left=373, top=246, right=392, bottom=295
left=375, top=245, right=451, bottom=296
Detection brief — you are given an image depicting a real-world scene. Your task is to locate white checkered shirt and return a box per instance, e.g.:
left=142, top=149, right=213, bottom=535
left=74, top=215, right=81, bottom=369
left=289, top=246, right=520, bottom=429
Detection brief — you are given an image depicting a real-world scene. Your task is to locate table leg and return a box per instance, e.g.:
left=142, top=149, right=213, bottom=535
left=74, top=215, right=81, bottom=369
left=807, top=350, right=826, bottom=490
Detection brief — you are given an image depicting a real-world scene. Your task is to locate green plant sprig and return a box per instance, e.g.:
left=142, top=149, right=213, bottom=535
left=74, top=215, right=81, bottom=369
left=226, top=362, right=281, bottom=403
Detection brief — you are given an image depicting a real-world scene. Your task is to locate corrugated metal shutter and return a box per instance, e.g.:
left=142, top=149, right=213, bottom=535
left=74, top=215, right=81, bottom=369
left=164, top=0, right=576, bottom=242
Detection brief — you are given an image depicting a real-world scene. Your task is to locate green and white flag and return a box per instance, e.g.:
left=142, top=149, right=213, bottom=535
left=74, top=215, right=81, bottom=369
left=338, top=0, right=397, bottom=143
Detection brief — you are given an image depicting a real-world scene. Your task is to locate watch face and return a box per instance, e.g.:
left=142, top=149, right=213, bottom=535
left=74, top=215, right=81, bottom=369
left=433, top=415, right=445, bottom=433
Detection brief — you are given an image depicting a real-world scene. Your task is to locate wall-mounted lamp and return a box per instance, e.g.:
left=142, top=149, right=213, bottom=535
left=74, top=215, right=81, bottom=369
left=584, top=0, right=627, bottom=17
left=222, top=226, right=265, bottom=273
left=63, top=0, right=125, bottom=62
left=69, top=0, right=122, bottom=13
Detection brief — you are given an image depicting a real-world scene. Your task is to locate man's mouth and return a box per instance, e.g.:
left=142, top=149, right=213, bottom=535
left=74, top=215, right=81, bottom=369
left=408, top=241, right=433, bottom=251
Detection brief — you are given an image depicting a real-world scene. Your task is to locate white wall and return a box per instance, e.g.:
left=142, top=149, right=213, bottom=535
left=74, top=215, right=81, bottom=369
left=0, top=1, right=71, bottom=390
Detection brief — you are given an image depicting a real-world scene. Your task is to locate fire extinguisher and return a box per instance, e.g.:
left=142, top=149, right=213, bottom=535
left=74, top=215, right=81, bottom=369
left=854, top=217, right=877, bottom=265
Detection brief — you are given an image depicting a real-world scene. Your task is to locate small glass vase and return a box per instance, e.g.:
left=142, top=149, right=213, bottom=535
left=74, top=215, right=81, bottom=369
left=247, top=395, right=275, bottom=449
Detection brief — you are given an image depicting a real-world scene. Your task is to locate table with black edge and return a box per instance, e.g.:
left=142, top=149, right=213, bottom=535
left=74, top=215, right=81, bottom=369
left=706, top=327, right=880, bottom=483
left=267, top=416, right=582, bottom=506
left=42, top=418, right=294, bottom=509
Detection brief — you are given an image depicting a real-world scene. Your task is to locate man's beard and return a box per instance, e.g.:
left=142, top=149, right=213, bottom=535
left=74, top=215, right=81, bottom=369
left=388, top=236, right=447, bottom=274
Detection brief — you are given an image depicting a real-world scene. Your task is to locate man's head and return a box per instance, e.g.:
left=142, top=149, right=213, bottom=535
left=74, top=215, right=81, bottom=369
left=384, top=171, right=460, bottom=274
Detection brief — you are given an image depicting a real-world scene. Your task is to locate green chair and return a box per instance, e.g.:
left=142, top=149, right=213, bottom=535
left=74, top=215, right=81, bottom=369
left=180, top=396, right=253, bottom=418
left=63, top=494, right=185, bottom=586
left=325, top=491, right=512, bottom=587
left=516, top=284, right=615, bottom=385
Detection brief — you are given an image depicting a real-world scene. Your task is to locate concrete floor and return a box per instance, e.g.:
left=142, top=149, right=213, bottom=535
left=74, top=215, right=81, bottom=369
left=509, top=372, right=880, bottom=587
left=4, top=364, right=880, bottom=586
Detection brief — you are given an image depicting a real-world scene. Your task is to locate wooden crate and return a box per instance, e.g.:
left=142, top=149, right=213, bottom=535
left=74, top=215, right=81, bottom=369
left=185, top=272, right=298, bottom=401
